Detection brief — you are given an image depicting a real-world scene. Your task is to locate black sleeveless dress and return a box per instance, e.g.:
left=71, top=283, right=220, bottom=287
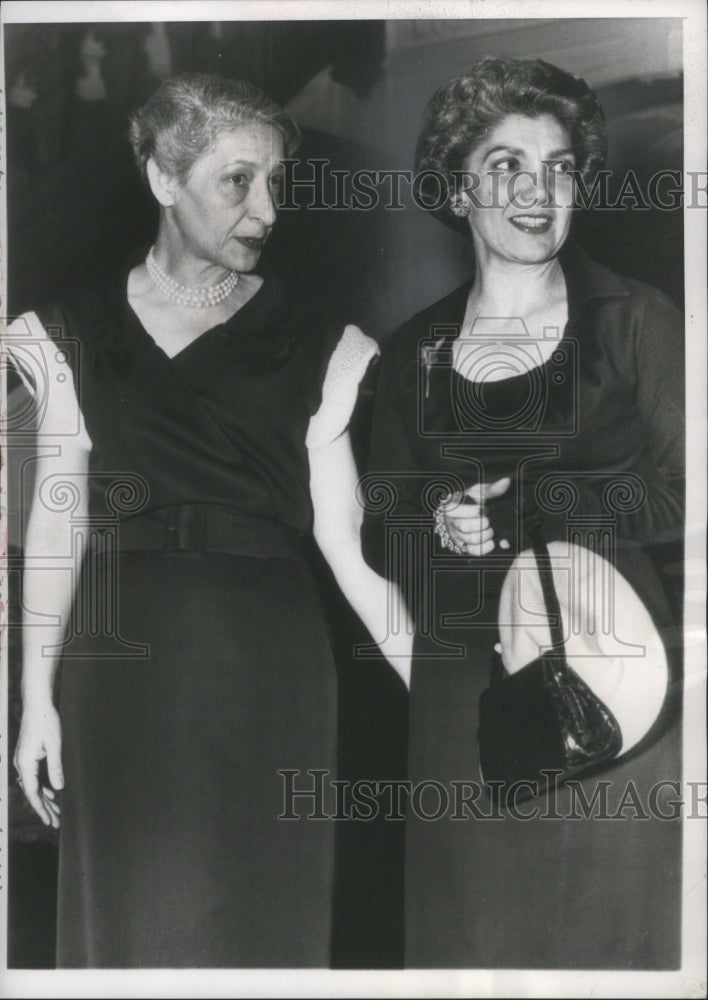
left=363, top=245, right=685, bottom=969
left=40, top=266, right=344, bottom=967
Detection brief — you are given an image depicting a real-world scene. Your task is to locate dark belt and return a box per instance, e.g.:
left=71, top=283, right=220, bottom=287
left=104, top=505, right=305, bottom=561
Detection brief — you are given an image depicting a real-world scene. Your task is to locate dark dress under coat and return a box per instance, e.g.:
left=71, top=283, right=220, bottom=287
left=363, top=243, right=684, bottom=969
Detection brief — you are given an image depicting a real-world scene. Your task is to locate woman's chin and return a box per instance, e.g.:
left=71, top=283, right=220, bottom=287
left=227, top=248, right=264, bottom=274
left=501, top=241, right=565, bottom=266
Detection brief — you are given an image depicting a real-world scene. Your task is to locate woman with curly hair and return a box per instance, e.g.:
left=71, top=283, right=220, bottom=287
left=363, top=57, right=683, bottom=968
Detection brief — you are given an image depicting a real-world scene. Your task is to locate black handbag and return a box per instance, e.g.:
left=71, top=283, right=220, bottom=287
left=478, top=533, right=623, bottom=806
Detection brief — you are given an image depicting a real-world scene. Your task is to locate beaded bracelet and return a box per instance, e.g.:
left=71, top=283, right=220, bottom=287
left=433, top=495, right=511, bottom=554
left=433, top=499, right=465, bottom=555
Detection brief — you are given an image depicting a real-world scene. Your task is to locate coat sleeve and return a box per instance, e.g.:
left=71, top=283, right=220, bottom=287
left=361, top=336, right=421, bottom=579
left=361, top=334, right=464, bottom=584
left=508, top=286, right=685, bottom=555
left=631, top=286, right=685, bottom=544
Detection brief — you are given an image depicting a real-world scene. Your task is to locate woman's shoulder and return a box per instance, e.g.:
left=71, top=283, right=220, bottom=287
left=617, top=274, right=683, bottom=324
left=306, top=324, right=379, bottom=449
left=589, top=262, right=684, bottom=351
left=310, top=312, right=379, bottom=395
left=28, top=266, right=129, bottom=346
left=33, top=244, right=149, bottom=335
left=5, top=287, right=115, bottom=381
left=564, top=246, right=684, bottom=385
left=564, top=243, right=683, bottom=321
left=606, top=269, right=682, bottom=320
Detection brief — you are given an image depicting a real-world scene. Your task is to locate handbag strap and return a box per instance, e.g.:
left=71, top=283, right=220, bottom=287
left=526, top=528, right=568, bottom=659
left=491, top=530, right=569, bottom=684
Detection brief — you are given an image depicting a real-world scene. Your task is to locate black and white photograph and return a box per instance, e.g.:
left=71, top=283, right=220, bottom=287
left=0, top=1, right=705, bottom=996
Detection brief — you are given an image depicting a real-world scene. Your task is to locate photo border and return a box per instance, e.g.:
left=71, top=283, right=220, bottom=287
left=1, top=1, right=705, bottom=996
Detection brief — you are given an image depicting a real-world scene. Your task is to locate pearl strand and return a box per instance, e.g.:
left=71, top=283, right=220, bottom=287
left=146, top=246, right=240, bottom=308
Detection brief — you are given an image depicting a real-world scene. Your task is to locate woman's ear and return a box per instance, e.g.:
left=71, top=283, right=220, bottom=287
left=146, top=158, right=177, bottom=207
left=449, top=196, right=470, bottom=218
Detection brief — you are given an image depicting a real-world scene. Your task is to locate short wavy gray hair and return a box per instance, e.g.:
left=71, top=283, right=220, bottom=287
left=129, top=73, right=300, bottom=184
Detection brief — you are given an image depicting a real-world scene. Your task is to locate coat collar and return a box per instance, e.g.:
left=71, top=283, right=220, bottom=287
left=414, top=242, right=633, bottom=387
left=419, top=241, right=632, bottom=350
left=559, top=241, right=632, bottom=317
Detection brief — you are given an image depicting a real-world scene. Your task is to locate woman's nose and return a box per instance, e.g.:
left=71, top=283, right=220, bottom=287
left=510, top=167, right=548, bottom=208
left=248, top=178, right=277, bottom=227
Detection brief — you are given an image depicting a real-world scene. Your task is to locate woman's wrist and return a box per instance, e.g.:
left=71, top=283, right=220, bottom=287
left=21, top=678, right=56, bottom=711
left=433, top=500, right=464, bottom=555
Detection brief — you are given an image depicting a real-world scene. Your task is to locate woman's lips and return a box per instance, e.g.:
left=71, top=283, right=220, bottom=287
left=509, top=215, right=552, bottom=234
left=235, top=236, right=266, bottom=251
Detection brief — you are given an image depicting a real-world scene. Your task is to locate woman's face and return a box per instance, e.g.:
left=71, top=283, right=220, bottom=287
left=460, top=113, right=575, bottom=267
left=166, top=123, right=285, bottom=273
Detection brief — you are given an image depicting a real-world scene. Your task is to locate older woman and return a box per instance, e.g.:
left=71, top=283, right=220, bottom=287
left=363, top=57, right=684, bottom=968
left=10, top=73, right=410, bottom=968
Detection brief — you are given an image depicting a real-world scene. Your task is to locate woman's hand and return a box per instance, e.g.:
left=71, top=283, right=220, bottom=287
left=441, top=477, right=512, bottom=556
left=6, top=314, right=88, bottom=831
left=14, top=702, right=63, bottom=828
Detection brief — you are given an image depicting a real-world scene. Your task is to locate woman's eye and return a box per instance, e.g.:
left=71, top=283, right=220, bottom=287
left=549, top=159, right=575, bottom=174
left=492, top=157, right=520, bottom=172
left=230, top=174, right=248, bottom=187
left=269, top=174, right=284, bottom=191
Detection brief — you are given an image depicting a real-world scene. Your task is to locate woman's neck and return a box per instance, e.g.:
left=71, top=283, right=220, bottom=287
left=152, top=225, right=233, bottom=288
left=469, top=254, right=566, bottom=318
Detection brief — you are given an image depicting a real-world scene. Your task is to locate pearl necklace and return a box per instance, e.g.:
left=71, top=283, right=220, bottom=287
left=146, top=246, right=240, bottom=308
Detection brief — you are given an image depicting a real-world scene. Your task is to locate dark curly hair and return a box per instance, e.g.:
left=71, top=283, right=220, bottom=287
left=129, top=73, right=300, bottom=185
left=414, top=56, right=607, bottom=231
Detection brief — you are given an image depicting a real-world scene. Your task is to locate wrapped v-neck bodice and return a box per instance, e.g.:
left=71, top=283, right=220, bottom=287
left=39, top=264, right=338, bottom=531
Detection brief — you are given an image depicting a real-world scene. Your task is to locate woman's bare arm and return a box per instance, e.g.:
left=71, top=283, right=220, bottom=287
left=310, top=430, right=413, bottom=688
left=6, top=314, right=91, bottom=826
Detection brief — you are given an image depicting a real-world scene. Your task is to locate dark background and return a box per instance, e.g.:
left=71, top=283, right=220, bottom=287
left=4, top=17, right=684, bottom=970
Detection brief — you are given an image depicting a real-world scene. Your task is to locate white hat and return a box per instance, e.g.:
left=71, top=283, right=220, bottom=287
left=497, top=541, right=669, bottom=754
